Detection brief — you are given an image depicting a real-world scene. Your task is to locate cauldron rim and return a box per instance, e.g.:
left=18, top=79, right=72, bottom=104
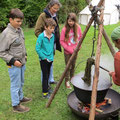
left=73, top=86, right=109, bottom=91
left=71, top=69, right=112, bottom=91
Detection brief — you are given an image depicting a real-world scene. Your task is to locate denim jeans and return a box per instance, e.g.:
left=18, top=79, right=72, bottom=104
left=8, top=65, right=25, bottom=106
left=41, top=63, right=54, bottom=83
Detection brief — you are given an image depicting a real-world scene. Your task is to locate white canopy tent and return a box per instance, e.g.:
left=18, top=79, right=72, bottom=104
left=79, top=0, right=120, bottom=25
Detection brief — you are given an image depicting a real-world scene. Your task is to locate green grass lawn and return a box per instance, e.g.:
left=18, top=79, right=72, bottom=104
left=0, top=23, right=120, bottom=120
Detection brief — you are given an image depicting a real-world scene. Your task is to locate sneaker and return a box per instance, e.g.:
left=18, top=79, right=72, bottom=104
left=13, top=104, right=30, bottom=113
left=43, top=93, right=50, bottom=99
left=20, top=97, right=32, bottom=103
left=50, top=81, right=57, bottom=84
left=65, top=81, right=72, bottom=89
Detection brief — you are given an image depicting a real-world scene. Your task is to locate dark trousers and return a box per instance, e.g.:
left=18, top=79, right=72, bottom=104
left=40, top=60, right=52, bottom=93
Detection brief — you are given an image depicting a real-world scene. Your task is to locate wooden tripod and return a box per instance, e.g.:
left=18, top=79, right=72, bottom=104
left=46, top=0, right=115, bottom=120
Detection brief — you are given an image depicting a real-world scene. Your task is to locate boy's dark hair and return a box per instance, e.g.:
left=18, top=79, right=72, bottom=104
left=45, top=18, right=56, bottom=28
left=9, top=8, right=24, bottom=19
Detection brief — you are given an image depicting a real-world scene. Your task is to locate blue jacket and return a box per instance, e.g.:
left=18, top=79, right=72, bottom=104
left=36, top=31, right=54, bottom=61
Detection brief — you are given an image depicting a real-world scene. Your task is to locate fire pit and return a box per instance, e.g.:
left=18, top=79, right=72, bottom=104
left=67, top=89, right=120, bottom=120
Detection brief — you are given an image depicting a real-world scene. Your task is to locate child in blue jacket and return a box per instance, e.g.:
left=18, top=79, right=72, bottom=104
left=36, top=18, right=56, bottom=98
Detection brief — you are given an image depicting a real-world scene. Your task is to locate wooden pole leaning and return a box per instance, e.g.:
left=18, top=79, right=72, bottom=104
left=85, top=0, right=115, bottom=119
left=89, top=1, right=105, bottom=120
left=96, top=17, right=116, bottom=57
left=102, top=29, right=116, bottom=57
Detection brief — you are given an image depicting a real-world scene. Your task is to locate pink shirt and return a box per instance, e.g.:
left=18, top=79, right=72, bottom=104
left=60, top=25, right=82, bottom=54
left=111, top=51, right=120, bottom=86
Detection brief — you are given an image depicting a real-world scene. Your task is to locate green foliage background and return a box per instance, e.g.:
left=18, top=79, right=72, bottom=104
left=0, top=0, right=86, bottom=31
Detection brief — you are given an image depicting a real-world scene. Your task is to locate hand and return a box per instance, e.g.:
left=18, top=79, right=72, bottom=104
left=14, top=60, right=22, bottom=67
left=109, top=71, right=114, bottom=77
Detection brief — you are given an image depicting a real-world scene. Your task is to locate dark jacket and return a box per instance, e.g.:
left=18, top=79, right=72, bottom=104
left=35, top=9, right=61, bottom=52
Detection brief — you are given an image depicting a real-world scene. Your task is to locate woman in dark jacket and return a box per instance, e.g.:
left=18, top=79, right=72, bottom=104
left=35, top=0, right=62, bottom=85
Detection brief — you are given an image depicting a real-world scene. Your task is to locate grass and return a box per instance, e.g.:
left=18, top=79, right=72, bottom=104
left=0, top=22, right=120, bottom=120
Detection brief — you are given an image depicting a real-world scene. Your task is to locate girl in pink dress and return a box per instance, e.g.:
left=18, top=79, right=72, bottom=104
left=60, top=13, right=82, bottom=89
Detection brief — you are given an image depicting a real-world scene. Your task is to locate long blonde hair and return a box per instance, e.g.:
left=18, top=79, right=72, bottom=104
left=65, top=13, right=78, bottom=42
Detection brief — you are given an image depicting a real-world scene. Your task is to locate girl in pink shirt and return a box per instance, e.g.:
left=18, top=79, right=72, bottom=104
left=60, top=13, right=82, bottom=89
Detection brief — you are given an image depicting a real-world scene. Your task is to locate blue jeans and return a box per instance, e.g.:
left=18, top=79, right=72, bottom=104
left=41, top=63, right=54, bottom=83
left=8, top=65, right=25, bottom=106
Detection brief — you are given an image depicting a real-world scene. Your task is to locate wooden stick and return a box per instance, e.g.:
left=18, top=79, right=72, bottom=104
left=96, top=18, right=116, bottom=57
left=89, top=1, right=105, bottom=120
left=99, top=65, right=109, bottom=72
left=102, top=29, right=116, bottom=57
left=95, top=108, right=103, bottom=113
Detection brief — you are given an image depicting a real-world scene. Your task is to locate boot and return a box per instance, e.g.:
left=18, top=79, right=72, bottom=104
left=13, top=104, right=30, bottom=113
left=20, top=97, right=32, bottom=104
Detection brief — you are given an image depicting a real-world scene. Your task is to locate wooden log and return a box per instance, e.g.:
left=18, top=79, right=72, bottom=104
left=96, top=17, right=116, bottom=57
left=95, top=108, right=103, bottom=113
left=102, top=29, right=116, bottom=57
left=89, top=1, right=105, bottom=120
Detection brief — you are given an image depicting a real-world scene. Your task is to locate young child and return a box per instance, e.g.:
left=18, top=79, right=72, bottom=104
left=0, top=8, right=32, bottom=113
left=35, top=18, right=56, bottom=98
left=109, top=26, right=120, bottom=86
left=60, top=13, right=82, bottom=89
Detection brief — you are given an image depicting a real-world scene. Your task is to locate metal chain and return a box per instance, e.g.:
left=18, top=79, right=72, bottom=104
left=91, top=18, right=97, bottom=57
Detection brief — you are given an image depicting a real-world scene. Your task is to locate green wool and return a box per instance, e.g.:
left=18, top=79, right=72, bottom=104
left=82, top=57, right=95, bottom=86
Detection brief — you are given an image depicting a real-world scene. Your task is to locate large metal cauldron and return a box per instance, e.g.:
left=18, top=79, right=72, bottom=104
left=71, top=66, right=112, bottom=104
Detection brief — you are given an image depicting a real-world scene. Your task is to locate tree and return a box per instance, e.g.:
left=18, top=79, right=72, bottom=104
left=0, top=0, right=10, bottom=32
left=58, top=0, right=87, bottom=23
left=0, top=0, right=87, bottom=31
left=23, top=0, right=48, bottom=27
